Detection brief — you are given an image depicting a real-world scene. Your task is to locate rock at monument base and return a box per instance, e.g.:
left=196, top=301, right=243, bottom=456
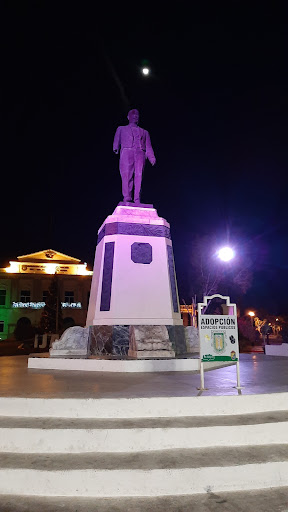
left=49, top=324, right=188, bottom=360
left=88, top=325, right=130, bottom=356
left=89, top=325, right=113, bottom=355
left=112, top=325, right=130, bottom=356
left=166, top=325, right=187, bottom=355
left=184, top=326, right=200, bottom=353
left=50, top=326, right=89, bottom=358
left=128, top=325, right=175, bottom=359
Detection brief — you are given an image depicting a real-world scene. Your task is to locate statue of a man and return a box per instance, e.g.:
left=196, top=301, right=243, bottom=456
left=113, top=109, right=156, bottom=204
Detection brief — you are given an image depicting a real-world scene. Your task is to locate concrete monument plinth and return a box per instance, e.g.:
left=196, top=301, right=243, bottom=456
left=86, top=204, right=183, bottom=329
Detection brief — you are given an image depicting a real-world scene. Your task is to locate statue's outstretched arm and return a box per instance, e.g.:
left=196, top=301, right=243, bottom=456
left=145, top=131, right=156, bottom=165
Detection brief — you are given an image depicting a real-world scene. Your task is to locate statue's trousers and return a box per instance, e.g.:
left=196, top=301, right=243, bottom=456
left=119, top=148, right=146, bottom=202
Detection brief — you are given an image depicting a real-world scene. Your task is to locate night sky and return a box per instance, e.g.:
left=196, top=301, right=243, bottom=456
left=2, top=6, right=288, bottom=314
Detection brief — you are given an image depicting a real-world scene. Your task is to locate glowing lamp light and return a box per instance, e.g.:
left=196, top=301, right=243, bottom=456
left=142, top=67, right=150, bottom=76
left=5, top=262, right=20, bottom=273
left=45, top=263, right=57, bottom=274
left=248, top=311, right=255, bottom=317
left=77, top=263, right=90, bottom=276
left=217, top=247, right=235, bottom=262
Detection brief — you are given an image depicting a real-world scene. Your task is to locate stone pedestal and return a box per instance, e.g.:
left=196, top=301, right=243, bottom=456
left=128, top=325, right=175, bottom=359
left=86, top=204, right=183, bottom=327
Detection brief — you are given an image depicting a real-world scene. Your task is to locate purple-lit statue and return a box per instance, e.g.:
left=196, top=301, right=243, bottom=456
left=113, top=109, right=156, bottom=204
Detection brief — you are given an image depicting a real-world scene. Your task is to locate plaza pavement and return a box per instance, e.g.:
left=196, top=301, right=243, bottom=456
left=0, top=353, right=287, bottom=398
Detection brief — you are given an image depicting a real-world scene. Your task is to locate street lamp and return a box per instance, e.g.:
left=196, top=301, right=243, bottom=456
left=217, top=247, right=235, bottom=262
left=248, top=311, right=255, bottom=327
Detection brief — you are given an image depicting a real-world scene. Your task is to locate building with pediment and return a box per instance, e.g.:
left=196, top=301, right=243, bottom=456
left=0, top=250, right=92, bottom=340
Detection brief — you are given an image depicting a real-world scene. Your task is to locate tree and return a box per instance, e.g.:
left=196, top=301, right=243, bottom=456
left=187, top=234, right=253, bottom=310
left=39, top=274, right=63, bottom=334
left=237, top=316, right=260, bottom=345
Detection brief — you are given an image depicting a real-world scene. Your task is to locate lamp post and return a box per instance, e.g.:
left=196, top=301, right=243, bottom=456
left=248, top=311, right=255, bottom=327
left=54, top=266, right=61, bottom=335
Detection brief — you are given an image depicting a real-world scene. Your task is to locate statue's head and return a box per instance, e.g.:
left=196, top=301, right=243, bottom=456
left=127, top=109, right=139, bottom=124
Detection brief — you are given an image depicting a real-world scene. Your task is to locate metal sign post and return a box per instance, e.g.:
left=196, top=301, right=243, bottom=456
left=198, top=294, right=242, bottom=391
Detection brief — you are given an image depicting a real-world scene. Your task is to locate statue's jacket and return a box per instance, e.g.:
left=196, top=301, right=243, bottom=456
left=113, top=125, right=155, bottom=162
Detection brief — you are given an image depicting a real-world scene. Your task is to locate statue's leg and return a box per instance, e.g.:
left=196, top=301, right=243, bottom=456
left=120, top=149, right=134, bottom=202
left=134, top=150, right=146, bottom=203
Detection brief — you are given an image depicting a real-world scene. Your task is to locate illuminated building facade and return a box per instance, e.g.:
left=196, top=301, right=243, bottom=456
left=0, top=249, right=92, bottom=340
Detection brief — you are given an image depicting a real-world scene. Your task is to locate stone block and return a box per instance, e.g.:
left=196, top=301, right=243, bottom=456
left=128, top=325, right=175, bottom=359
left=112, top=325, right=130, bottom=356
left=166, top=325, right=187, bottom=355
left=50, top=326, right=89, bottom=358
left=185, top=326, right=200, bottom=353
left=89, top=325, right=113, bottom=355
left=88, top=325, right=130, bottom=356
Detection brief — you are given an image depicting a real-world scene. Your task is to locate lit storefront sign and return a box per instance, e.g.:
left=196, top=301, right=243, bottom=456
left=61, top=302, right=82, bottom=308
left=12, top=302, right=45, bottom=309
left=12, top=302, right=82, bottom=309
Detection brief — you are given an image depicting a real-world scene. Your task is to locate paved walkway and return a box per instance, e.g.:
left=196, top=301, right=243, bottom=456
left=1, top=487, right=288, bottom=512
left=0, top=353, right=287, bottom=398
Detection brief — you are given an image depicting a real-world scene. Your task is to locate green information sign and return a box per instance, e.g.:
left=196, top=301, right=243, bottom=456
left=199, top=315, right=239, bottom=363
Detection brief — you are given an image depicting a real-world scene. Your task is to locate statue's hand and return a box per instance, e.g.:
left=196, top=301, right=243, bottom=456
left=113, top=149, right=119, bottom=155
left=150, top=157, right=156, bottom=166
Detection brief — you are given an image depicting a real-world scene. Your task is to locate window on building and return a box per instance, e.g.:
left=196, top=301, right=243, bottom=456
left=20, top=290, right=31, bottom=303
left=64, top=291, right=74, bottom=304
left=0, top=290, right=6, bottom=306
left=0, top=321, right=4, bottom=333
left=42, top=291, right=48, bottom=302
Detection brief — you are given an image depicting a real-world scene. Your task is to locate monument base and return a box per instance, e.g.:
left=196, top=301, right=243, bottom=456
left=28, top=355, right=200, bottom=372
left=118, top=201, right=154, bottom=208
left=50, top=349, right=88, bottom=358
left=48, top=325, right=188, bottom=359
left=86, top=204, right=183, bottom=327
left=128, top=350, right=175, bottom=359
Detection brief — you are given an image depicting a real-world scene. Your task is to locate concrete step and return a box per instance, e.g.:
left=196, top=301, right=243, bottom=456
left=0, top=487, right=288, bottom=511
left=0, top=460, right=287, bottom=496
left=1, top=392, right=288, bottom=418
left=1, top=409, right=288, bottom=428
left=0, top=395, right=288, bottom=498
left=1, top=445, right=288, bottom=470
left=1, top=419, right=288, bottom=453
